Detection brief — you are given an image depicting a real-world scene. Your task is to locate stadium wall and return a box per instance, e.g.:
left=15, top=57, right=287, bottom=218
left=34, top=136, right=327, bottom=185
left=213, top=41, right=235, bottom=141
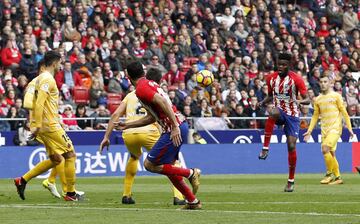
left=0, top=129, right=359, bottom=146
left=0, top=143, right=358, bottom=178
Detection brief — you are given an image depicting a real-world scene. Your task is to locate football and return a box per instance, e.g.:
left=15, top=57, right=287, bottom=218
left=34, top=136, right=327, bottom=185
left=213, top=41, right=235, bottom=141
left=196, top=70, right=214, bottom=87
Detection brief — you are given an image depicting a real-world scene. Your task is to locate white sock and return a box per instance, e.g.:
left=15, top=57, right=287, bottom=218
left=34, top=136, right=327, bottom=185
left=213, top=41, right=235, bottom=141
left=188, top=169, right=194, bottom=179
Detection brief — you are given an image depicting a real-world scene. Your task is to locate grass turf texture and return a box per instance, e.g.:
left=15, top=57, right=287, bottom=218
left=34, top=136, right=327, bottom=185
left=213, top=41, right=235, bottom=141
left=1, top=174, right=360, bottom=224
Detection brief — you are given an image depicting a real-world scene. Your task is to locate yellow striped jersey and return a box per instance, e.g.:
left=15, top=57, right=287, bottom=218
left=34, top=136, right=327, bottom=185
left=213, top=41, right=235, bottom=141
left=122, top=91, right=159, bottom=134
left=308, top=91, right=352, bottom=136
left=32, top=71, right=62, bottom=133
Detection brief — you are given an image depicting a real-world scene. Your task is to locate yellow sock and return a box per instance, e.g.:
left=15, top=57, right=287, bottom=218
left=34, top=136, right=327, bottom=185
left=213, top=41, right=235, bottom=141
left=23, top=159, right=55, bottom=182
left=123, top=157, right=138, bottom=196
left=172, top=161, right=184, bottom=200
left=48, top=168, right=57, bottom=184
left=65, top=156, right=76, bottom=193
left=332, top=156, right=340, bottom=178
left=55, top=158, right=67, bottom=193
left=323, top=152, right=333, bottom=175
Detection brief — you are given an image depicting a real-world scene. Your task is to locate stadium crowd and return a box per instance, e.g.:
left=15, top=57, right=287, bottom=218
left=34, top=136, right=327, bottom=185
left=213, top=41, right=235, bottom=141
left=0, top=0, right=359, bottom=132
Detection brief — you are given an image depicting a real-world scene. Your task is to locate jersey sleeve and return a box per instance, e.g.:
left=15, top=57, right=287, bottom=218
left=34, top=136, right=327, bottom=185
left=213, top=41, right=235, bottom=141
left=308, top=97, right=320, bottom=132
left=295, top=75, right=307, bottom=95
left=136, top=81, right=157, bottom=103
left=336, top=93, right=353, bottom=131
left=266, top=74, right=273, bottom=96
left=33, top=77, right=53, bottom=128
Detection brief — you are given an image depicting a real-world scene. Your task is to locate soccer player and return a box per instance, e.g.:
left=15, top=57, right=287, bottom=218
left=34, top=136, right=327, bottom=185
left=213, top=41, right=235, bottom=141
left=14, top=51, right=78, bottom=201
left=303, top=73, right=354, bottom=184
left=99, top=68, right=186, bottom=205
left=258, top=53, right=309, bottom=192
left=117, top=61, right=201, bottom=209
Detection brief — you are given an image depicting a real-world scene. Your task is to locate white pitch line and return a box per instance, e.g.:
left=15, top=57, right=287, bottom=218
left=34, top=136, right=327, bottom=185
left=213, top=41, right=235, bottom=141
left=0, top=204, right=360, bottom=218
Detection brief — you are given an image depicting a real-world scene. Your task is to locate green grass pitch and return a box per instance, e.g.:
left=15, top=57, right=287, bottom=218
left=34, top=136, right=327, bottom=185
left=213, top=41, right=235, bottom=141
left=1, top=174, right=360, bottom=224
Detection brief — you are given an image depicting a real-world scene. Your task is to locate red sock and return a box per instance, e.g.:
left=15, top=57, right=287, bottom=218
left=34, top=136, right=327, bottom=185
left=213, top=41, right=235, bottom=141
left=288, top=150, right=297, bottom=180
left=263, top=117, right=275, bottom=149
left=161, top=164, right=191, bottom=177
left=168, top=175, right=196, bottom=202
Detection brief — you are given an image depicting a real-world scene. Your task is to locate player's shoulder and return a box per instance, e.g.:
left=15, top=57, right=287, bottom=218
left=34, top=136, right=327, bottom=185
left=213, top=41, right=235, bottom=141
left=330, top=91, right=342, bottom=99
left=267, top=72, right=278, bottom=79
left=288, top=71, right=302, bottom=80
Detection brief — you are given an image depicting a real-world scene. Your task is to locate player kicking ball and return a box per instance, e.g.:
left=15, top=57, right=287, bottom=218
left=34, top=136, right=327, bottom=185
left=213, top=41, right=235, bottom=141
left=99, top=68, right=186, bottom=205
left=258, top=53, right=310, bottom=192
left=116, top=61, right=201, bottom=210
left=303, top=73, right=354, bottom=184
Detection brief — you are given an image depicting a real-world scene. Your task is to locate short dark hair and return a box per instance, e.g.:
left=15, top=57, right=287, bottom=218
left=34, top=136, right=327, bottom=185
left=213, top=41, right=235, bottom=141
left=146, top=68, right=162, bottom=84
left=126, top=61, right=145, bottom=80
left=37, top=59, right=45, bottom=72
left=278, top=53, right=292, bottom=61
left=43, top=51, right=61, bottom=67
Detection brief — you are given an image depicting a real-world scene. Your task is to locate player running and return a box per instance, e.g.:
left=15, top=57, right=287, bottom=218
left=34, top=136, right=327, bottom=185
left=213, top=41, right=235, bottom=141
left=258, top=53, right=310, bottom=192
left=14, top=51, right=78, bottom=201
left=117, top=61, right=201, bottom=209
left=99, top=68, right=186, bottom=205
left=303, top=73, right=354, bottom=184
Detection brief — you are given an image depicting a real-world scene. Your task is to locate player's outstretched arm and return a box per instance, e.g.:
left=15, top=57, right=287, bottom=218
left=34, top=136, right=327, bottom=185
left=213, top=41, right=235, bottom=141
left=99, top=101, right=126, bottom=153
left=115, top=113, right=156, bottom=130
left=303, top=100, right=319, bottom=142
left=337, top=95, right=354, bottom=139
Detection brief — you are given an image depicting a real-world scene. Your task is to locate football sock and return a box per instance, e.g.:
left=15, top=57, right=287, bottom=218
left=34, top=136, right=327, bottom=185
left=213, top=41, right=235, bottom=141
left=332, top=156, right=340, bottom=178
left=48, top=168, right=57, bottom=184
left=161, top=164, right=191, bottom=177
left=65, top=156, right=76, bottom=193
left=323, top=152, right=333, bottom=175
left=123, top=156, right=138, bottom=196
left=263, top=117, right=275, bottom=149
left=23, top=159, right=55, bottom=182
left=173, top=161, right=185, bottom=200
left=167, top=175, right=196, bottom=202
left=55, top=158, right=67, bottom=193
left=288, top=150, right=297, bottom=180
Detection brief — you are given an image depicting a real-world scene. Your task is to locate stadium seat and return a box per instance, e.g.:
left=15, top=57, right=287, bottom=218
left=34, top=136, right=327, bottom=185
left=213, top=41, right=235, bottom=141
left=108, top=100, right=121, bottom=114
left=107, top=93, right=122, bottom=102
left=180, top=65, right=191, bottom=73
left=73, top=86, right=90, bottom=104
left=183, top=57, right=192, bottom=66
left=189, top=57, right=199, bottom=64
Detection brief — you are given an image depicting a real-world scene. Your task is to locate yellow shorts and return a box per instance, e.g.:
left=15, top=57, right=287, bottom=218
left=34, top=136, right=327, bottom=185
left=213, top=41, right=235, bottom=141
left=37, top=129, right=74, bottom=155
left=322, top=133, right=341, bottom=151
left=122, top=131, right=160, bottom=158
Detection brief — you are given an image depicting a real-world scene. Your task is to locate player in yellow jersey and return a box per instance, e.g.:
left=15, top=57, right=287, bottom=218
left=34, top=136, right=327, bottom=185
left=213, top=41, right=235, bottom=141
left=303, top=73, right=354, bottom=184
left=14, top=51, right=79, bottom=201
left=99, top=68, right=186, bottom=205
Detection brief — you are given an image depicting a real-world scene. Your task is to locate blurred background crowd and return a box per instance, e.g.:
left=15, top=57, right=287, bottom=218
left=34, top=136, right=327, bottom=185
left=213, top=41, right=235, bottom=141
left=0, top=0, right=359, bottom=132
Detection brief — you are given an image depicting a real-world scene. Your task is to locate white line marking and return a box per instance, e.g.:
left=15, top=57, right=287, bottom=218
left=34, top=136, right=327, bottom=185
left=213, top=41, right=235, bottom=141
left=1, top=204, right=360, bottom=217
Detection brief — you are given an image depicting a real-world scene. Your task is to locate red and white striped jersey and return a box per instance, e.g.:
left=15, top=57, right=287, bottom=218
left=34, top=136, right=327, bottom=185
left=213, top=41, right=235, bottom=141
left=266, top=71, right=307, bottom=117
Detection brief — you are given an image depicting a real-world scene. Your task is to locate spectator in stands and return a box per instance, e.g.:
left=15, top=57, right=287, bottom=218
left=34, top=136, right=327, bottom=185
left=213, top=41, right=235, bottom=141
left=162, top=63, right=184, bottom=86
left=108, top=71, right=129, bottom=94
left=62, top=104, right=81, bottom=130
left=346, top=85, right=359, bottom=107
left=1, top=39, right=22, bottom=70
left=106, top=49, right=122, bottom=72
left=90, top=79, right=107, bottom=108
left=192, top=132, right=207, bottom=144
left=13, top=121, right=39, bottom=146
left=19, top=48, right=37, bottom=81
left=55, top=61, right=82, bottom=101
left=146, top=55, right=167, bottom=76
left=245, top=96, right=265, bottom=129
left=5, top=103, right=17, bottom=128
left=90, top=105, right=110, bottom=130
left=75, top=104, right=92, bottom=130
left=342, top=4, right=359, bottom=33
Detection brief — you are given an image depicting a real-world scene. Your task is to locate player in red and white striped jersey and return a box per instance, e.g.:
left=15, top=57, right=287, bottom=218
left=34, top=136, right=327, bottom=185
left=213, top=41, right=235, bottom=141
left=258, top=53, right=310, bottom=192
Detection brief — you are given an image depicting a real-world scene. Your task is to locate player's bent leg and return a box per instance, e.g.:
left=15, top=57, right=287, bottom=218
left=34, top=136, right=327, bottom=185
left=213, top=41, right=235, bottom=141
left=260, top=108, right=280, bottom=160
left=167, top=175, right=201, bottom=210
left=63, top=151, right=79, bottom=201
left=172, top=160, right=186, bottom=205
left=42, top=161, right=63, bottom=199
left=320, top=145, right=334, bottom=184
left=15, top=156, right=60, bottom=200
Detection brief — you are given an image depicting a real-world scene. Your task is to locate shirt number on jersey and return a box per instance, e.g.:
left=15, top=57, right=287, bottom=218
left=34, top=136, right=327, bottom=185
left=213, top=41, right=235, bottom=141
left=62, top=133, right=70, bottom=142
